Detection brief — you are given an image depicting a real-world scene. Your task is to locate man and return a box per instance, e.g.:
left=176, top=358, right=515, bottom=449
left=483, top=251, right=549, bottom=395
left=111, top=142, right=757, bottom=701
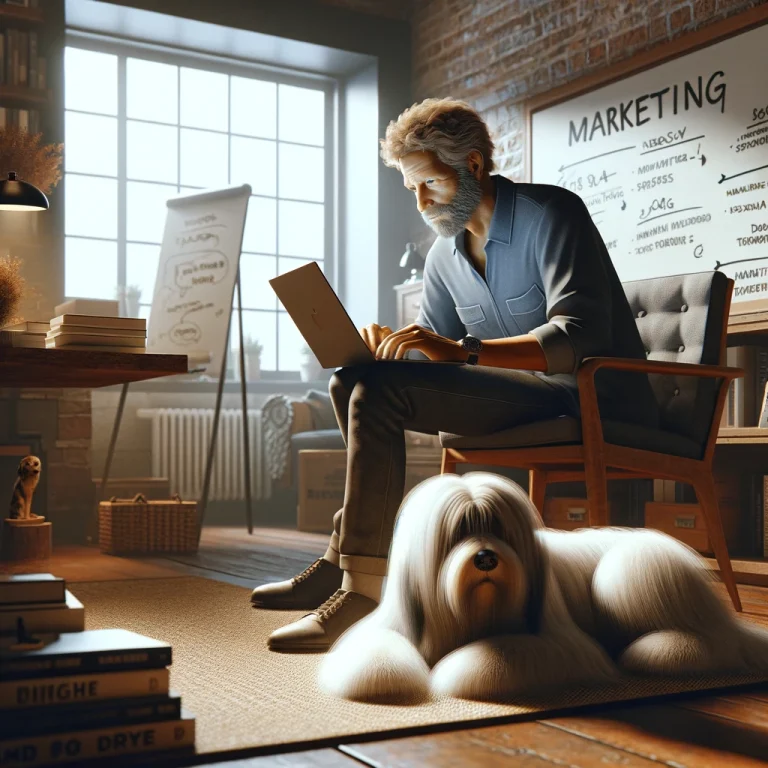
left=251, top=97, right=660, bottom=651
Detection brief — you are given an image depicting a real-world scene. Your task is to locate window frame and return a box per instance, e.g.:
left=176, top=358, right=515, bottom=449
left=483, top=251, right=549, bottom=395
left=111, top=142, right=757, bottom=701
left=63, top=30, right=337, bottom=377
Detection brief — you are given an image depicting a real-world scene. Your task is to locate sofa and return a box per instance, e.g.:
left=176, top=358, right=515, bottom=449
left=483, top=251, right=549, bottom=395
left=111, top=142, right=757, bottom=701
left=261, top=389, right=345, bottom=522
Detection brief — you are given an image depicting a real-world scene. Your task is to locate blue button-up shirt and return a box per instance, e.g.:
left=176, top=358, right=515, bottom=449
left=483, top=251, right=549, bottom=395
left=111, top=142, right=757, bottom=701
left=415, top=175, right=659, bottom=425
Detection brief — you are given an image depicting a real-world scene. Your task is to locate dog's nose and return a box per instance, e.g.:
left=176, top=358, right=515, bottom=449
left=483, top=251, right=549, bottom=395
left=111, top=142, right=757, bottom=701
left=473, top=549, right=498, bottom=572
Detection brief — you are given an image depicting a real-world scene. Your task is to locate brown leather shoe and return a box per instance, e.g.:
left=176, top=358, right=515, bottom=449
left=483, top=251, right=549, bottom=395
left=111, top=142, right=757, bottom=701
left=250, top=557, right=342, bottom=609
left=267, top=589, right=377, bottom=652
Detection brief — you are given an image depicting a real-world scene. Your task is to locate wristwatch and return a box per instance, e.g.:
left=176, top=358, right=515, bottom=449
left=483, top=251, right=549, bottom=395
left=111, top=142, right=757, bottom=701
left=460, top=335, right=483, bottom=365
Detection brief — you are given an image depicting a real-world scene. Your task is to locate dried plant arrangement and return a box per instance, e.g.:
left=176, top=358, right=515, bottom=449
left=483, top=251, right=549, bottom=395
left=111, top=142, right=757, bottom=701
left=0, top=125, right=63, bottom=192
left=0, top=254, right=25, bottom=327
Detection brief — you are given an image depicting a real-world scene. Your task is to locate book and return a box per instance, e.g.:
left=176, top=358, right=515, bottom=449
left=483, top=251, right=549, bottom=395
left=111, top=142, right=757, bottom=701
left=44, top=343, right=147, bottom=354
left=2, top=321, right=50, bottom=334
left=0, top=667, right=171, bottom=709
left=0, top=575, right=65, bottom=606
left=46, top=332, right=146, bottom=349
left=0, top=712, right=194, bottom=767
left=49, top=315, right=146, bottom=332
left=0, top=331, right=46, bottom=349
left=47, top=326, right=146, bottom=339
left=0, top=693, right=182, bottom=739
left=53, top=299, right=119, bottom=318
left=0, top=591, right=84, bottom=635
left=0, top=628, right=172, bottom=680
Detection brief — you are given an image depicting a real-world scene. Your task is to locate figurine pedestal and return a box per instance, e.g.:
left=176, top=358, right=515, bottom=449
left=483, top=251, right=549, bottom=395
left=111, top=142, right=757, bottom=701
left=0, top=518, right=51, bottom=561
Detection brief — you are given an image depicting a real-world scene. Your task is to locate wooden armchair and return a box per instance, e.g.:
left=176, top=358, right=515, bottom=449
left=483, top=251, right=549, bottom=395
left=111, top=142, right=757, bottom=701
left=440, top=271, right=744, bottom=611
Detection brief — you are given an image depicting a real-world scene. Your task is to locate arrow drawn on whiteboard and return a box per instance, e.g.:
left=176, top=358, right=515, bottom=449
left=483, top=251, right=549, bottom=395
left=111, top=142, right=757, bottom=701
left=621, top=200, right=627, bottom=211
left=714, top=255, right=768, bottom=271
left=719, top=164, right=768, bottom=184
left=558, top=146, right=636, bottom=172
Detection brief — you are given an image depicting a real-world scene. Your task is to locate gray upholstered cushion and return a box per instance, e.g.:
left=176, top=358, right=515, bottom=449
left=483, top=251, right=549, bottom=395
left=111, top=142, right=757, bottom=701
left=304, top=389, right=339, bottom=431
left=622, top=270, right=727, bottom=446
left=291, top=428, right=345, bottom=453
left=440, top=416, right=703, bottom=460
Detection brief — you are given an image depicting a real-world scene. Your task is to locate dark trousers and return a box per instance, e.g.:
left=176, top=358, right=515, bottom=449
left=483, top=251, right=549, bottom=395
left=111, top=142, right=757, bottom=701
left=322, top=361, right=575, bottom=576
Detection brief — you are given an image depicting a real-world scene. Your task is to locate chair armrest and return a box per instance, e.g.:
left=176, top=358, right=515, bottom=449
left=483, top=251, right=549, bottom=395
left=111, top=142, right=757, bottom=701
left=575, top=356, right=741, bottom=464
left=577, top=356, right=743, bottom=384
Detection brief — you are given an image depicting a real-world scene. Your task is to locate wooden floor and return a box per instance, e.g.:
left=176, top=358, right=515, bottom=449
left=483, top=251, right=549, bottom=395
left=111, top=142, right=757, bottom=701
left=5, top=527, right=768, bottom=767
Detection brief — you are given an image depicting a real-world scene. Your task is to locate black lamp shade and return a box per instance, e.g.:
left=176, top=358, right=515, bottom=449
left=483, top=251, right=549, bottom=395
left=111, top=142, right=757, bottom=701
left=0, top=172, right=49, bottom=211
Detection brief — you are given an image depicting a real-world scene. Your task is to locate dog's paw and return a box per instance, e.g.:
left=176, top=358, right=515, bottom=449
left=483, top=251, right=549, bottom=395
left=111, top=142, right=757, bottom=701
left=619, top=630, right=714, bottom=676
left=430, top=642, right=496, bottom=700
left=317, top=628, right=430, bottom=703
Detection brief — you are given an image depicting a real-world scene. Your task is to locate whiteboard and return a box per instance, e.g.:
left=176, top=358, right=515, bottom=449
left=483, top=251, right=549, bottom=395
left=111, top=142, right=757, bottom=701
left=146, top=184, right=251, bottom=373
left=530, top=20, right=768, bottom=304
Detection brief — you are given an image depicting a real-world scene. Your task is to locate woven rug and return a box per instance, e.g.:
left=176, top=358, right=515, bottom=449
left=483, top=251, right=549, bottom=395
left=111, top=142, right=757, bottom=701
left=73, top=577, right=768, bottom=757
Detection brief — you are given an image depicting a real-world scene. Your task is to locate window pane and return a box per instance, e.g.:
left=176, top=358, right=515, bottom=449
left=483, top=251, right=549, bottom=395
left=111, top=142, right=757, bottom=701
left=278, top=200, right=323, bottom=258
left=126, top=243, right=161, bottom=305
left=65, top=112, right=117, bottom=176
left=180, top=128, right=229, bottom=188
left=127, top=121, right=178, bottom=184
left=278, top=311, right=307, bottom=371
left=230, top=136, right=276, bottom=197
left=276, top=256, right=323, bottom=311
left=65, top=175, right=117, bottom=239
left=231, top=309, right=276, bottom=372
left=239, top=253, right=277, bottom=310
left=65, top=237, right=118, bottom=299
left=279, top=84, right=324, bottom=146
left=127, top=181, right=177, bottom=242
left=127, top=58, right=178, bottom=124
left=243, top=196, right=276, bottom=254
left=231, top=77, right=276, bottom=139
left=180, top=67, right=228, bottom=131
left=278, top=143, right=324, bottom=202
left=64, top=47, right=117, bottom=115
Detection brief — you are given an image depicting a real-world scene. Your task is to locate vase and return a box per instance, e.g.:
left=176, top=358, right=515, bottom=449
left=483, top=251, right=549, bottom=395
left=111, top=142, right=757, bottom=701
left=299, top=351, right=322, bottom=382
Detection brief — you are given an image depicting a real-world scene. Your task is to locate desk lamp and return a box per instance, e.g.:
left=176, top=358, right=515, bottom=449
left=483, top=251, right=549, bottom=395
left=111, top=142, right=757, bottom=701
left=0, top=172, right=49, bottom=211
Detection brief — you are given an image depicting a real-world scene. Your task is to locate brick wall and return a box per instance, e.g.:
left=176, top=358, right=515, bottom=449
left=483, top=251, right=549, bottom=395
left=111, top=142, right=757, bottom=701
left=413, top=0, right=764, bottom=179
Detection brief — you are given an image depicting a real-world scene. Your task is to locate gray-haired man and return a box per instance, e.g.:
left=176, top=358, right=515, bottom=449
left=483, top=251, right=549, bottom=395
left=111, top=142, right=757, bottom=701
left=251, top=97, right=659, bottom=652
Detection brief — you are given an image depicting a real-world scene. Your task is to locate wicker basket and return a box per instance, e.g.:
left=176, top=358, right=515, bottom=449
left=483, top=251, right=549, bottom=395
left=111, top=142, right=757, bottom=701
left=98, top=494, right=199, bottom=555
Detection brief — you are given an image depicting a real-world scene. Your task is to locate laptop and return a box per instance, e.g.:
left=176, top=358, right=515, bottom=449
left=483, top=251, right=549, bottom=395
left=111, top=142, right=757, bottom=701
left=269, top=261, right=465, bottom=369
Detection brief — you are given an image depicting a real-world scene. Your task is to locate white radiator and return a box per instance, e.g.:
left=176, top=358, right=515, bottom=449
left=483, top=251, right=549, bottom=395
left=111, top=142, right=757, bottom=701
left=136, top=408, right=270, bottom=503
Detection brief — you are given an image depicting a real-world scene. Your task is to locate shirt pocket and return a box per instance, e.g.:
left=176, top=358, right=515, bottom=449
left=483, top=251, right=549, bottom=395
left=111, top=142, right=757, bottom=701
left=455, top=303, right=486, bottom=327
left=505, top=285, right=546, bottom=333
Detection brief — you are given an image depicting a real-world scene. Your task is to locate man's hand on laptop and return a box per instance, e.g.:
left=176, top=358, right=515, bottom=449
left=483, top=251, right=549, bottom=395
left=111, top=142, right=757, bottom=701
left=375, top=324, right=469, bottom=363
left=361, top=323, right=394, bottom=354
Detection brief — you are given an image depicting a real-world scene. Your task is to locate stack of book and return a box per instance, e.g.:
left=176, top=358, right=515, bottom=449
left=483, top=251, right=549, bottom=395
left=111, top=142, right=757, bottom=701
left=0, top=321, right=49, bottom=349
left=46, top=315, right=147, bottom=354
left=0, top=576, right=194, bottom=767
left=0, top=574, right=84, bottom=636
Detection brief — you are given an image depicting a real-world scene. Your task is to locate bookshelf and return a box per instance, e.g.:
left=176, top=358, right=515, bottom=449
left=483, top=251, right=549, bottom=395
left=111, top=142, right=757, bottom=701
left=0, top=0, right=49, bottom=133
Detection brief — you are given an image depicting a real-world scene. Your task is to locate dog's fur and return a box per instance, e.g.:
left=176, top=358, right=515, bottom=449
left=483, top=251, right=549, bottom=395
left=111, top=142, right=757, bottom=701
left=318, top=472, right=768, bottom=703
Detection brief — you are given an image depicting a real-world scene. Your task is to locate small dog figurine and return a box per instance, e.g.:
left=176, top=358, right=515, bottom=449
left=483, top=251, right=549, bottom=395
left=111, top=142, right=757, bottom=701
left=8, top=456, right=42, bottom=521
left=319, top=472, right=768, bottom=703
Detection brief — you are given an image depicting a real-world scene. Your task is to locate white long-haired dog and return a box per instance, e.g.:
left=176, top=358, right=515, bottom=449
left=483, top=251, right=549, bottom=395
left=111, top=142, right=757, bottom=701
left=318, top=472, right=768, bottom=703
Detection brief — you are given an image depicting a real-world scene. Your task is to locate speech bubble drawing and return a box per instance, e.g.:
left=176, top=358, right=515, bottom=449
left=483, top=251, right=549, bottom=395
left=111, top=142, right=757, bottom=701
left=170, top=321, right=202, bottom=347
left=164, top=250, right=229, bottom=297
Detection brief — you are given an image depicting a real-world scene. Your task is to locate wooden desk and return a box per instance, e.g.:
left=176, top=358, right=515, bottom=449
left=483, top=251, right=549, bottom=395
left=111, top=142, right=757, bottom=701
left=0, top=347, right=187, bottom=388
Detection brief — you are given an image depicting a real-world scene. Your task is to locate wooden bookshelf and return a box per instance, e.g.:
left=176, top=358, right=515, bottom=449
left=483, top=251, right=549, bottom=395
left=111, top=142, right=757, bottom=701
left=0, top=5, right=44, bottom=26
left=0, top=84, right=51, bottom=109
left=717, top=427, right=768, bottom=445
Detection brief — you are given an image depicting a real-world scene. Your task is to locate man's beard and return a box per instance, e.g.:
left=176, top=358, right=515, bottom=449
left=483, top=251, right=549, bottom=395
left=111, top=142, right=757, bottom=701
left=422, top=167, right=483, bottom=239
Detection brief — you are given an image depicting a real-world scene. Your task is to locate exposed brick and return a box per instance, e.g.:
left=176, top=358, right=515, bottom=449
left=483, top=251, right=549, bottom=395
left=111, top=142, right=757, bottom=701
left=650, top=14, right=669, bottom=39
left=58, top=397, right=91, bottom=415
left=58, top=414, right=92, bottom=441
left=607, top=24, right=650, bottom=59
left=693, top=0, right=718, bottom=19
left=670, top=4, right=694, bottom=33
left=587, top=42, right=607, bottom=64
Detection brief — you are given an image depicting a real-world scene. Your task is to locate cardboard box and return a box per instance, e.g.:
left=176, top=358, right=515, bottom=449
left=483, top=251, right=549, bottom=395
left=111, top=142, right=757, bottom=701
left=298, top=450, right=347, bottom=533
left=543, top=497, right=590, bottom=530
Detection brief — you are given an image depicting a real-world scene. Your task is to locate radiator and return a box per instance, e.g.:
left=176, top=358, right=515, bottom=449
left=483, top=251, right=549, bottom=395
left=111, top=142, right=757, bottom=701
left=136, top=408, right=271, bottom=503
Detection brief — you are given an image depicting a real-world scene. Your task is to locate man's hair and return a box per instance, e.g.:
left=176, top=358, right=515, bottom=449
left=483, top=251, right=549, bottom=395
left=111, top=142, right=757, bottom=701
left=380, top=98, right=496, bottom=174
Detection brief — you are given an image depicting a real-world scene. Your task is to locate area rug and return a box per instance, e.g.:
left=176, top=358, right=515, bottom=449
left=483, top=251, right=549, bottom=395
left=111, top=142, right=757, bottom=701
left=73, top=577, right=768, bottom=758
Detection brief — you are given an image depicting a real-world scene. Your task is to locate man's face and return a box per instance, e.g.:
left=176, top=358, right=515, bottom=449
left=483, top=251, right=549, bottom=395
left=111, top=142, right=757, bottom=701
left=400, top=150, right=483, bottom=238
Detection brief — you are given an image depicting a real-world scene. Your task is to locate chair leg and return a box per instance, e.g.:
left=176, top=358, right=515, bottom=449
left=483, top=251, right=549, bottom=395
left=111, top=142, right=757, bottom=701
left=441, top=449, right=457, bottom=475
left=529, top=469, right=548, bottom=515
left=693, top=471, right=742, bottom=612
left=584, top=453, right=610, bottom=527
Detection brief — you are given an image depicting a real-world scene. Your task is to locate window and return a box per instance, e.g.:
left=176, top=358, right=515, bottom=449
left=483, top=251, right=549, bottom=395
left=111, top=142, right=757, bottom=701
left=63, top=39, right=334, bottom=375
